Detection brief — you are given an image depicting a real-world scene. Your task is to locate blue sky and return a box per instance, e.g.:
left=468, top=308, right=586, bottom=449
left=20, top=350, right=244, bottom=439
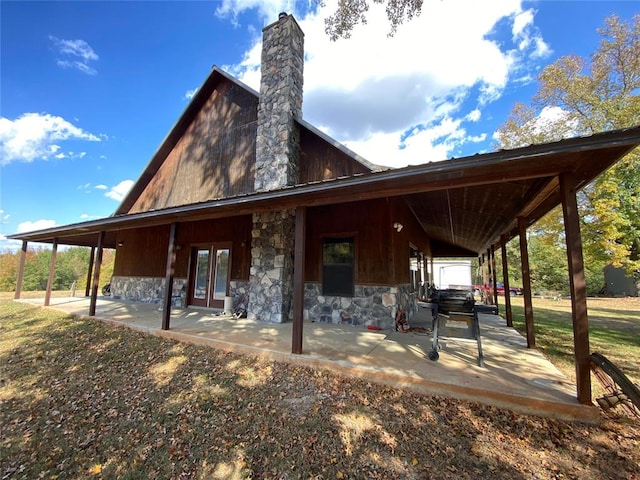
left=1, top=0, right=638, bottom=251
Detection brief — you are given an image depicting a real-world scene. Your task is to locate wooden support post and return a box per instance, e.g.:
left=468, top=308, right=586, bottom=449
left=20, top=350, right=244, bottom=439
left=162, top=223, right=178, bottom=331
left=481, top=254, right=488, bottom=303
left=14, top=241, right=27, bottom=299
left=490, top=245, right=498, bottom=309
left=518, top=217, right=536, bottom=348
left=85, top=246, right=96, bottom=297
left=430, top=257, right=434, bottom=287
left=560, top=173, right=592, bottom=405
left=44, top=239, right=58, bottom=307
left=500, top=235, right=514, bottom=327
left=481, top=254, right=486, bottom=284
left=485, top=248, right=495, bottom=305
left=89, top=232, right=105, bottom=316
left=292, top=207, right=306, bottom=354
left=422, top=253, right=429, bottom=286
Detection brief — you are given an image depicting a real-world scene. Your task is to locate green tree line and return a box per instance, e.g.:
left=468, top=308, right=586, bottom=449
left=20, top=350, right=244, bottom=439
left=496, top=14, right=640, bottom=296
left=0, top=247, right=115, bottom=293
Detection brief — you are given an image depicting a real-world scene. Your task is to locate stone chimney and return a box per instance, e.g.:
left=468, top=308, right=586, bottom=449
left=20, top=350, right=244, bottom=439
left=248, top=13, right=304, bottom=324
left=254, top=12, right=304, bottom=191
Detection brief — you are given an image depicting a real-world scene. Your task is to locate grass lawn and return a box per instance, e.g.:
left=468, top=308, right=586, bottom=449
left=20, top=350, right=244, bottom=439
left=1, top=298, right=639, bottom=479
left=506, top=296, right=640, bottom=388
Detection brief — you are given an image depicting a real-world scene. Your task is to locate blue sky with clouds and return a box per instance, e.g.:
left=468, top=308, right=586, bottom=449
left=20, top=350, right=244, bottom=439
left=1, top=0, right=638, bottom=251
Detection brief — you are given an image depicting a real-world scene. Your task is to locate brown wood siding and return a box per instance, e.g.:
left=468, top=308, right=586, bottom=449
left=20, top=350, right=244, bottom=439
left=299, top=128, right=371, bottom=183
left=305, top=198, right=431, bottom=286
left=387, top=196, right=432, bottom=284
left=174, top=216, right=252, bottom=280
left=129, top=80, right=258, bottom=213
left=113, top=215, right=252, bottom=281
left=113, top=225, right=171, bottom=277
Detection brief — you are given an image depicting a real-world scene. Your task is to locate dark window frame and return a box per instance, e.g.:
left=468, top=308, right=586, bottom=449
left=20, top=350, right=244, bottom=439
left=321, top=236, right=355, bottom=296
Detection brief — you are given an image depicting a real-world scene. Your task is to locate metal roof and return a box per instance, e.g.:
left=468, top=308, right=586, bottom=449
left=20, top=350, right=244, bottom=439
left=10, top=126, right=640, bottom=255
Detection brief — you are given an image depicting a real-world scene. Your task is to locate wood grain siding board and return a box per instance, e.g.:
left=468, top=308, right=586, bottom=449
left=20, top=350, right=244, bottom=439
left=112, top=216, right=252, bottom=282
left=305, top=198, right=430, bottom=286
left=129, top=81, right=258, bottom=214
left=175, top=216, right=252, bottom=280
left=113, top=225, right=171, bottom=277
left=299, top=127, right=371, bottom=183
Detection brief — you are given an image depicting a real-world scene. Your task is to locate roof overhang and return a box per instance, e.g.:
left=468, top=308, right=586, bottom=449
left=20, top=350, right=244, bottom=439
left=9, top=126, right=640, bottom=254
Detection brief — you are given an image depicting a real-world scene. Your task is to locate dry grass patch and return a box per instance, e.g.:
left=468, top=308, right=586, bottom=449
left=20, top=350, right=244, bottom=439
left=507, top=297, right=640, bottom=386
left=1, top=299, right=639, bottom=479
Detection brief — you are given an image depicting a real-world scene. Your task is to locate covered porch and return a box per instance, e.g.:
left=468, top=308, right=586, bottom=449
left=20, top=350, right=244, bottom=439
left=18, top=295, right=598, bottom=422
left=9, top=126, right=640, bottom=411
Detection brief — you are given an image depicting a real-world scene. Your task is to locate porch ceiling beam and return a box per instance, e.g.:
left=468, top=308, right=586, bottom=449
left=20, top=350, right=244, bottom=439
left=479, top=176, right=558, bottom=253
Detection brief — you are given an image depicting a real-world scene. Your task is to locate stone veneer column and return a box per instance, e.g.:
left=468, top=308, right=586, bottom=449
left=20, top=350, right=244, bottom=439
left=249, top=13, right=304, bottom=323
left=248, top=210, right=295, bottom=323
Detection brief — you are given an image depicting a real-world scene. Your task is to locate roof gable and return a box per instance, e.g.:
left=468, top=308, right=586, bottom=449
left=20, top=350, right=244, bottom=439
left=118, top=69, right=259, bottom=215
left=116, top=67, right=377, bottom=216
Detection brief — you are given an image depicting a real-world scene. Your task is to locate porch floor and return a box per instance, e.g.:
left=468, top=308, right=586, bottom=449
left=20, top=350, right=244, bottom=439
left=18, top=296, right=600, bottom=422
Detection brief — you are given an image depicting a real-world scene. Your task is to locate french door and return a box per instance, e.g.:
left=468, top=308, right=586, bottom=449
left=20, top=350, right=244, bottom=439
left=188, top=243, right=231, bottom=308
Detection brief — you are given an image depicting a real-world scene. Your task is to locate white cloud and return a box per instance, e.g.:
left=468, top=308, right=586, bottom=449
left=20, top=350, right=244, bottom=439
left=50, top=36, right=99, bottom=75
left=105, top=180, right=134, bottom=201
left=466, top=110, right=482, bottom=123
left=215, top=0, right=298, bottom=26
left=0, top=113, right=101, bottom=165
left=94, top=184, right=108, bottom=190
left=512, top=9, right=551, bottom=58
left=184, top=88, right=198, bottom=100
left=219, top=0, right=551, bottom=167
left=492, top=105, right=578, bottom=146
left=0, top=234, right=25, bottom=252
left=17, top=219, right=57, bottom=233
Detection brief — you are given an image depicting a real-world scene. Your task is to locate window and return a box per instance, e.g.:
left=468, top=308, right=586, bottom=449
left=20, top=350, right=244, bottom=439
left=322, top=237, right=354, bottom=296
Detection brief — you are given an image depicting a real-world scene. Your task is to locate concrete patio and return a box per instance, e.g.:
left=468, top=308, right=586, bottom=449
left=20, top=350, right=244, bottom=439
left=17, top=296, right=600, bottom=422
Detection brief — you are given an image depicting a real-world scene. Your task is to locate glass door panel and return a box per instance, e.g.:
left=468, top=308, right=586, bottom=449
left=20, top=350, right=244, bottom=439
left=188, top=243, right=232, bottom=308
left=194, top=249, right=210, bottom=299
left=212, top=249, right=230, bottom=302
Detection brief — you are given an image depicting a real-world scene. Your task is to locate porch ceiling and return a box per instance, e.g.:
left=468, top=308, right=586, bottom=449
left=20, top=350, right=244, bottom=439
left=9, top=126, right=640, bottom=255
left=404, top=176, right=557, bottom=255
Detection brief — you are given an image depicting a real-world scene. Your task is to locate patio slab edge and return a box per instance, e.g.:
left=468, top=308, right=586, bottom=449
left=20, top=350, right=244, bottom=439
left=89, top=312, right=601, bottom=424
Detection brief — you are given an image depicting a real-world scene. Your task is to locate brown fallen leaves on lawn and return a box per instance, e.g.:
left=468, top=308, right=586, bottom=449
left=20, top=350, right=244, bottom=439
left=1, top=300, right=639, bottom=479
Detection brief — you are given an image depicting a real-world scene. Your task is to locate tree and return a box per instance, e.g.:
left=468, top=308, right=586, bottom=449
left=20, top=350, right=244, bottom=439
left=0, top=246, right=116, bottom=293
left=323, top=0, right=423, bottom=40
left=495, top=14, right=640, bottom=292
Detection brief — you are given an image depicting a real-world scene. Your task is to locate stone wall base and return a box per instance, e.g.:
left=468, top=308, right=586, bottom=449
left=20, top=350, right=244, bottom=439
left=304, top=283, right=416, bottom=330
left=110, top=277, right=416, bottom=329
left=110, top=276, right=250, bottom=310
left=229, top=280, right=250, bottom=313
left=111, top=276, right=187, bottom=307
